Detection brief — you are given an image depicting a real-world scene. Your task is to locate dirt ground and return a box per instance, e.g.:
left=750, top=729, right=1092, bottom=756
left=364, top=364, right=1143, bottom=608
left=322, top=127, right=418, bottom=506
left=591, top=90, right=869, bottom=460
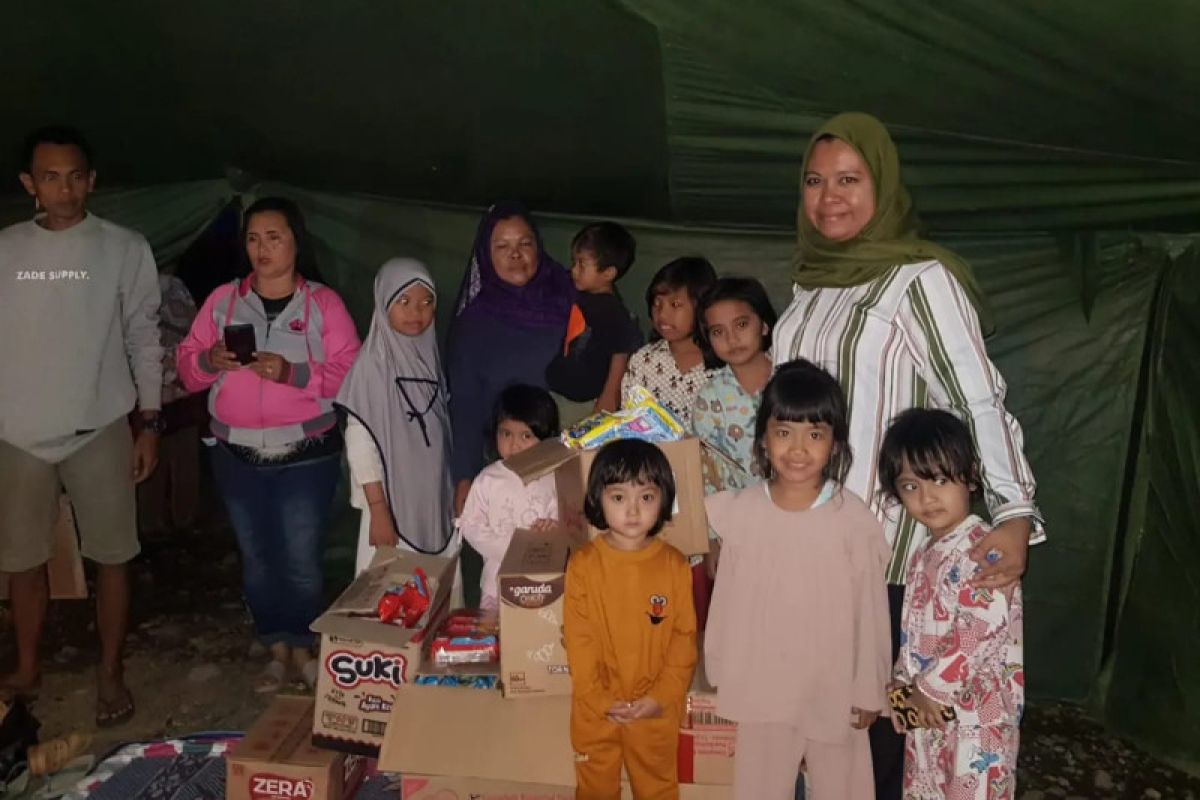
left=3, top=496, right=1198, bottom=799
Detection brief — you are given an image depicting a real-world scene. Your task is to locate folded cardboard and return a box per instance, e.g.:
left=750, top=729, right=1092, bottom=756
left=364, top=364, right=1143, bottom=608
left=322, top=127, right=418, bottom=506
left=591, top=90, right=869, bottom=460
left=499, top=527, right=574, bottom=699
left=379, top=684, right=576, bottom=786
left=0, top=495, right=86, bottom=600
left=505, top=438, right=709, bottom=557
left=227, top=696, right=365, bottom=800
left=310, top=547, right=457, bottom=755
left=400, top=774, right=731, bottom=799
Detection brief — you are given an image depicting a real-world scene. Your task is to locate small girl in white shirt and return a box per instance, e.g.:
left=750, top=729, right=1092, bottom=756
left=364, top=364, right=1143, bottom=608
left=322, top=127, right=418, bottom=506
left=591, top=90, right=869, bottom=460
left=458, top=384, right=561, bottom=610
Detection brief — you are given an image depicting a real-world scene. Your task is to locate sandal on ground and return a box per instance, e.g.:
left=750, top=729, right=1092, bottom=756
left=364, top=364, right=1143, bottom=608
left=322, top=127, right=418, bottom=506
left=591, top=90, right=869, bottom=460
left=96, top=684, right=135, bottom=728
left=254, top=659, right=288, bottom=694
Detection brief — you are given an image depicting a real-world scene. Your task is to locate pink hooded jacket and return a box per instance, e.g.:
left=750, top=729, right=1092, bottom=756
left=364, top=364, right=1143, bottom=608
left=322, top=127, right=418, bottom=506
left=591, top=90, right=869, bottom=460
left=177, top=276, right=360, bottom=449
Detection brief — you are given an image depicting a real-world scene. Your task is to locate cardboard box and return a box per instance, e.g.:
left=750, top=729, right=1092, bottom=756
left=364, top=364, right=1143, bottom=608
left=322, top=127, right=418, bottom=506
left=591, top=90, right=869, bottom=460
left=677, top=729, right=736, bottom=786
left=498, top=528, right=574, bottom=699
left=379, top=685, right=577, bottom=785
left=380, top=683, right=733, bottom=792
left=227, top=696, right=365, bottom=800
left=684, top=645, right=735, bottom=733
left=310, top=547, right=457, bottom=755
left=0, top=495, right=86, bottom=600
left=399, top=775, right=573, bottom=800
left=679, top=638, right=735, bottom=786
left=400, top=774, right=731, bottom=799
left=505, top=438, right=709, bottom=557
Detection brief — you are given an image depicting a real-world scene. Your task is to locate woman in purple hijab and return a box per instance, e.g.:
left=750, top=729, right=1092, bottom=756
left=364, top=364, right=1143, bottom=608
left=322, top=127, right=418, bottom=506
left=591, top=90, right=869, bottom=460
left=447, top=202, right=574, bottom=518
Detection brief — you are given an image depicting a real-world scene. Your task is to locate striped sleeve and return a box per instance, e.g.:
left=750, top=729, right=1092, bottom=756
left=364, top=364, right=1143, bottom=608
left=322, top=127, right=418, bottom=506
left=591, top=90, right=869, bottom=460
left=898, top=265, right=1045, bottom=542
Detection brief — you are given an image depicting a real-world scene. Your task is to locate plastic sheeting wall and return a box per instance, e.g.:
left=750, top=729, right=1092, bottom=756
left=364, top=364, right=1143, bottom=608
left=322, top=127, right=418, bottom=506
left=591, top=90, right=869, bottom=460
left=1100, top=244, right=1200, bottom=772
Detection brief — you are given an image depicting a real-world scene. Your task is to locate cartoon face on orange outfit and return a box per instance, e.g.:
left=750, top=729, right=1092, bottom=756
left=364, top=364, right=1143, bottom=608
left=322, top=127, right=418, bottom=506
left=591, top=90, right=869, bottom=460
left=648, top=594, right=668, bottom=625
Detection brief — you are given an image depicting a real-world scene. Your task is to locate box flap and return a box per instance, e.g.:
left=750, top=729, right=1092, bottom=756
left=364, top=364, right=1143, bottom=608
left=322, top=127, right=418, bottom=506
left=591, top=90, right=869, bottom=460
left=504, top=439, right=579, bottom=483
left=311, top=548, right=456, bottom=643
left=378, top=686, right=575, bottom=786
left=498, top=528, right=573, bottom=580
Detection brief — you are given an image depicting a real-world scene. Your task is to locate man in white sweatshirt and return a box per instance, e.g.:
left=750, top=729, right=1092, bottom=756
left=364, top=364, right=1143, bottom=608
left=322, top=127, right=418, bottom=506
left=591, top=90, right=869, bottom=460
left=0, top=127, right=162, bottom=727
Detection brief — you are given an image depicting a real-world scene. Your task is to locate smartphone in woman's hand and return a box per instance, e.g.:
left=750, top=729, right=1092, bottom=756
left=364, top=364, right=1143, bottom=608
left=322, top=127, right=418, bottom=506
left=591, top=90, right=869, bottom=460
left=224, top=324, right=256, bottom=365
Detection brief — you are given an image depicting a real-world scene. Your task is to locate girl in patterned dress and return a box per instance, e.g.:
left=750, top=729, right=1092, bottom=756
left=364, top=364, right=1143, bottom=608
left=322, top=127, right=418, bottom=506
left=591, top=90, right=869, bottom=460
left=621, top=257, right=719, bottom=427
left=693, top=277, right=778, bottom=495
left=879, top=408, right=1024, bottom=800
left=457, top=385, right=561, bottom=610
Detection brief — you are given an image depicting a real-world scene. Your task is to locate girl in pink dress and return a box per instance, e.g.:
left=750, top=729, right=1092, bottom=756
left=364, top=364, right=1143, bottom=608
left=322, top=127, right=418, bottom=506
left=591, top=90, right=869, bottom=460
left=879, top=408, right=1024, bottom=800
left=704, top=359, right=891, bottom=800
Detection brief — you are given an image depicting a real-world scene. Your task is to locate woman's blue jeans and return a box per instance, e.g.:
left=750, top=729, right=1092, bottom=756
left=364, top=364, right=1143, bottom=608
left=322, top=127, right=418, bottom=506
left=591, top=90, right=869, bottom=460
left=209, top=443, right=339, bottom=649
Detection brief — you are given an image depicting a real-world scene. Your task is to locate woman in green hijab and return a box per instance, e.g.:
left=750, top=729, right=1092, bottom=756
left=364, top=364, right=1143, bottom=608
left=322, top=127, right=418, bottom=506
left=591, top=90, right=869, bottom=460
left=771, top=112, right=1042, bottom=800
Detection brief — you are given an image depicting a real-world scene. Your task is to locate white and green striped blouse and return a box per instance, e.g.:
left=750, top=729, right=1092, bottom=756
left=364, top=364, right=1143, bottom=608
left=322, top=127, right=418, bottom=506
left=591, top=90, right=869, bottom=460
left=773, top=260, right=1043, bottom=583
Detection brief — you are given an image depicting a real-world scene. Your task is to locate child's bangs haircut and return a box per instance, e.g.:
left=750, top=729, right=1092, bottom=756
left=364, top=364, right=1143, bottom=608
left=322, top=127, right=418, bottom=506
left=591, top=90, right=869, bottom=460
left=754, top=359, right=852, bottom=483
left=645, top=256, right=717, bottom=314
left=645, top=256, right=720, bottom=367
left=493, top=384, right=561, bottom=442
left=583, top=440, right=676, bottom=537
left=878, top=408, right=981, bottom=502
left=571, top=222, right=637, bottom=280
left=698, top=277, right=779, bottom=351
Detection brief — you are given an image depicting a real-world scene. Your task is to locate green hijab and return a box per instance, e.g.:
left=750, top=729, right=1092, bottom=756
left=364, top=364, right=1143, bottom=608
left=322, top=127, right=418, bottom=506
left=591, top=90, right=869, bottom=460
left=792, top=112, right=993, bottom=335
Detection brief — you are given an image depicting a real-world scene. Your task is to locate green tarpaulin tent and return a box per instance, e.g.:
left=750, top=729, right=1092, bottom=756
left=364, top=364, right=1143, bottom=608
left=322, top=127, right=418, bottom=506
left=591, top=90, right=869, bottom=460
left=3, top=0, right=1197, bottom=770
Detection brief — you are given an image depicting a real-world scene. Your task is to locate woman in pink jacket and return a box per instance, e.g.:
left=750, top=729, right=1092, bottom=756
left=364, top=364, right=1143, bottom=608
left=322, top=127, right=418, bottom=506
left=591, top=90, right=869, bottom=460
left=178, top=197, right=361, bottom=692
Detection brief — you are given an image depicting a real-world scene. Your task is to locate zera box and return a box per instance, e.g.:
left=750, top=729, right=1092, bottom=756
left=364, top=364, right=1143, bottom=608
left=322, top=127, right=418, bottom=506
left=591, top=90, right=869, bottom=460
left=505, top=438, right=709, bottom=557
left=227, top=696, right=365, bottom=800
left=310, top=546, right=456, bottom=755
left=498, top=527, right=575, bottom=699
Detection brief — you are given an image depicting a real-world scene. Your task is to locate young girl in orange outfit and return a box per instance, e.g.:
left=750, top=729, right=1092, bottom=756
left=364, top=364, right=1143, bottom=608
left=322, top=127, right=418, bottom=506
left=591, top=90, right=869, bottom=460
left=705, top=359, right=891, bottom=800
left=564, top=440, right=698, bottom=800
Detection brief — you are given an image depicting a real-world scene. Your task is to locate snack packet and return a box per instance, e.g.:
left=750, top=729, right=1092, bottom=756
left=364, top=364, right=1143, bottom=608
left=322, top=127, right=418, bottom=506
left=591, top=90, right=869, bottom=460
left=562, top=386, right=685, bottom=449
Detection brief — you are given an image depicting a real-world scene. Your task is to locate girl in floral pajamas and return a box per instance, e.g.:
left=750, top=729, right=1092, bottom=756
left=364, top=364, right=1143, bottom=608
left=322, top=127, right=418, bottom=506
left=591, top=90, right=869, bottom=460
left=878, top=409, right=1024, bottom=799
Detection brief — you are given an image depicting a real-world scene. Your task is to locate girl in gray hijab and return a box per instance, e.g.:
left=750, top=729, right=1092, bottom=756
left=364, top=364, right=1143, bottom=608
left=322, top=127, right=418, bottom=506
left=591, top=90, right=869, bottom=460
left=338, top=258, right=455, bottom=574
